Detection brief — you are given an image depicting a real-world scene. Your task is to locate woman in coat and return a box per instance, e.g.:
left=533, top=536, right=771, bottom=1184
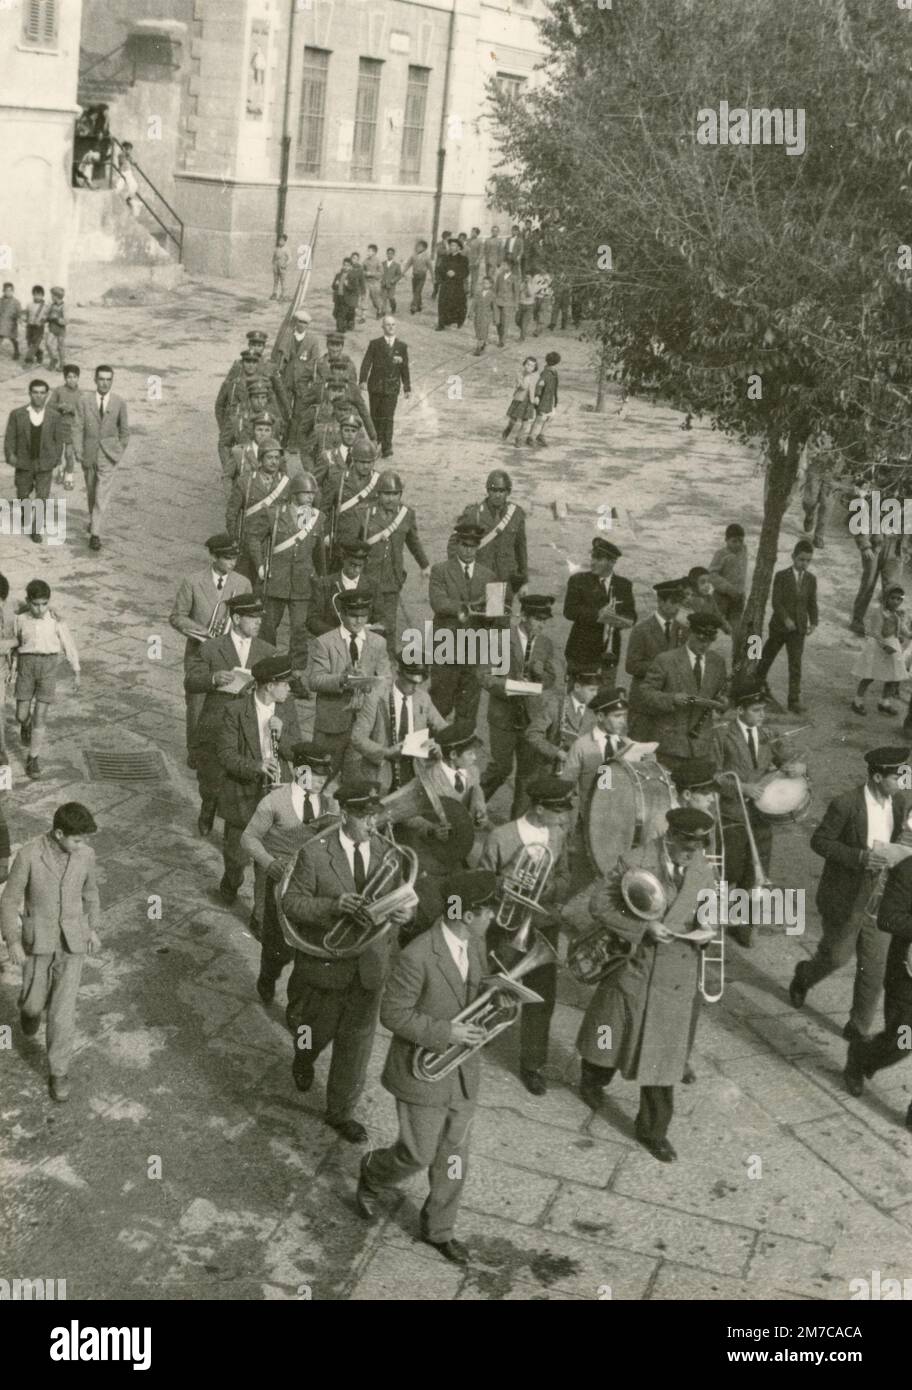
left=436, top=239, right=469, bottom=330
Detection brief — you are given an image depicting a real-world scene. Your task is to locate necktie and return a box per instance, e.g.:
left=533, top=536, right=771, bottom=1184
left=748, top=728, right=759, bottom=769
left=349, top=635, right=359, bottom=666
left=98, top=396, right=105, bottom=418
left=216, top=575, right=225, bottom=591
left=463, top=564, right=472, bottom=582
left=454, top=771, right=466, bottom=795
left=664, top=620, right=671, bottom=646
left=352, top=844, right=367, bottom=894
left=693, top=655, right=703, bottom=690
left=342, top=448, right=350, bottom=466
left=397, top=695, right=410, bottom=741
left=522, top=637, right=534, bottom=679
left=302, top=797, right=315, bottom=823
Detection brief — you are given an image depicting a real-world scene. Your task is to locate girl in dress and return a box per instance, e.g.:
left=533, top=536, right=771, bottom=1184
left=851, top=584, right=912, bottom=715
left=501, top=355, right=538, bottom=444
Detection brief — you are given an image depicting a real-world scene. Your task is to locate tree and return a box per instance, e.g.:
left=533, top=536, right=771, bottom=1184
left=490, top=0, right=912, bottom=659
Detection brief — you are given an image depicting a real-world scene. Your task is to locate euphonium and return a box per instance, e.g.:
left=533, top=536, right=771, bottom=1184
left=412, top=931, right=557, bottom=1082
left=494, top=843, right=554, bottom=951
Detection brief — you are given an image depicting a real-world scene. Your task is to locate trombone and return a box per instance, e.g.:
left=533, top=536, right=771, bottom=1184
left=699, top=793, right=727, bottom=1004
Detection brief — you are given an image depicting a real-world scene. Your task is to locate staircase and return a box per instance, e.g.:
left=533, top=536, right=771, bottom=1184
left=70, top=188, right=184, bottom=301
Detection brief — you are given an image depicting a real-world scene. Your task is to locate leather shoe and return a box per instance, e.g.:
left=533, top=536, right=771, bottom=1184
left=291, top=1061, right=313, bottom=1093
left=682, top=1063, right=697, bottom=1085
left=20, top=1011, right=42, bottom=1039
left=49, top=1074, right=70, bottom=1103
left=636, top=1134, right=677, bottom=1163
left=255, top=974, right=275, bottom=1005
left=520, top=1069, right=547, bottom=1096
left=422, top=1236, right=470, bottom=1265
left=788, top=961, right=809, bottom=1009
left=197, top=804, right=215, bottom=837
left=580, top=1082, right=605, bottom=1111
left=89, top=535, right=101, bottom=551
left=329, top=1117, right=368, bottom=1144
left=843, top=1040, right=866, bottom=1097
left=729, top=925, right=754, bottom=949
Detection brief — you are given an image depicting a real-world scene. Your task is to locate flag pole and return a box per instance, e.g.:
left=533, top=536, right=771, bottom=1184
left=272, top=202, right=323, bottom=364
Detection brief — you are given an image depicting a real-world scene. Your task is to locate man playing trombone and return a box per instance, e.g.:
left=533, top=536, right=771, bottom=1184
left=355, top=868, right=498, bottom=1264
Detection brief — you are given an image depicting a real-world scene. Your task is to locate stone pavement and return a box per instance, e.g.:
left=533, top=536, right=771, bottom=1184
left=0, top=271, right=910, bottom=1302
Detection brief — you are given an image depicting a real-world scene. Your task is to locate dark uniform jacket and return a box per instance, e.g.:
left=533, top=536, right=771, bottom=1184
left=215, top=370, right=285, bottom=433
left=524, top=689, right=597, bottom=770
left=640, top=645, right=728, bottom=761
left=625, top=614, right=686, bottom=732
left=449, top=499, right=528, bottom=589
left=321, top=466, right=380, bottom=552
left=564, top=569, right=636, bottom=668
left=184, top=632, right=276, bottom=751
left=361, top=502, right=429, bottom=595
left=877, top=856, right=912, bottom=1007
left=307, top=572, right=380, bottom=637
left=428, top=557, right=498, bottom=632
left=263, top=501, right=326, bottom=601
left=216, top=687, right=302, bottom=829
left=227, top=469, right=290, bottom=568
left=711, top=717, right=787, bottom=827
left=811, top=786, right=912, bottom=922
left=479, top=628, right=556, bottom=731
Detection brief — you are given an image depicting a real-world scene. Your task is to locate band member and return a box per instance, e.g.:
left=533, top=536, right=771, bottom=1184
left=360, top=470, right=431, bottom=654
left=755, top=538, right=818, bottom=716
left=639, top=611, right=728, bottom=768
left=355, top=868, right=498, bottom=1263
left=563, top=537, right=636, bottom=674
left=790, top=746, right=912, bottom=1041
left=562, top=686, right=631, bottom=818
left=479, top=593, right=556, bottom=817
left=844, top=848, right=912, bottom=1128
left=480, top=774, right=574, bottom=1095
left=351, top=654, right=446, bottom=794
left=282, top=780, right=413, bottom=1142
left=625, top=580, right=686, bottom=740
left=577, top=807, right=718, bottom=1162
left=414, top=723, right=489, bottom=839
left=226, top=438, right=290, bottom=586
left=185, top=594, right=275, bottom=839
left=215, top=653, right=302, bottom=912
left=307, top=590, right=391, bottom=776
left=321, top=438, right=380, bottom=565
left=307, top=540, right=380, bottom=637
left=523, top=668, right=600, bottom=777
left=240, top=744, right=338, bottom=1005
left=260, top=473, right=325, bottom=687
left=451, top=470, right=529, bottom=603
left=169, top=533, right=250, bottom=764
left=428, top=520, right=498, bottom=723
left=669, top=758, right=721, bottom=826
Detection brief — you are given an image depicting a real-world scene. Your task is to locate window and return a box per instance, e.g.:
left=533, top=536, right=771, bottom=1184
left=296, top=47, right=329, bottom=177
left=22, top=0, right=58, bottom=48
left=352, top=58, right=383, bottom=181
left=400, top=66, right=429, bottom=185
left=494, top=72, right=526, bottom=104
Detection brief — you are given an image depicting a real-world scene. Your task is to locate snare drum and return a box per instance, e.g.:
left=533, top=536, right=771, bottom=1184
left=752, top=773, right=811, bottom=823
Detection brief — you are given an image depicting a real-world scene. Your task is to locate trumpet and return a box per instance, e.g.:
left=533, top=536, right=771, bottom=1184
left=493, top=843, right=554, bottom=951
left=412, top=931, right=557, bottom=1082
left=278, top=828, right=418, bottom=960
left=263, top=717, right=284, bottom=788
left=207, top=600, right=230, bottom=638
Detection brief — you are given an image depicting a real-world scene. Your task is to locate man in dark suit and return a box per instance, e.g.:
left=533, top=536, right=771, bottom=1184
left=523, top=668, right=600, bottom=779
left=216, top=653, right=302, bottom=907
left=428, top=521, right=498, bottom=724
left=790, top=746, right=912, bottom=1040
left=3, top=378, right=66, bottom=541
left=639, top=612, right=728, bottom=767
left=358, top=314, right=411, bottom=458
left=281, top=781, right=415, bottom=1143
left=307, top=540, right=379, bottom=637
left=351, top=655, right=447, bottom=795
left=625, top=580, right=686, bottom=740
left=355, top=868, right=497, bottom=1263
left=755, top=538, right=818, bottom=714
left=479, top=594, right=557, bottom=816
left=563, top=536, right=636, bottom=673
left=72, top=364, right=130, bottom=551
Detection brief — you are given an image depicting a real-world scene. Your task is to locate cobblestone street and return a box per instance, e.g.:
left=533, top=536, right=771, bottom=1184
left=1, top=271, right=911, bottom=1302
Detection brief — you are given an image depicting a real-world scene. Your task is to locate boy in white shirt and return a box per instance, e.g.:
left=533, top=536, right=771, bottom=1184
left=13, top=579, right=80, bottom=780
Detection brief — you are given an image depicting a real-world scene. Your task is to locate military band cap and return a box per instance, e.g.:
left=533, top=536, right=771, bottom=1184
left=671, top=758, right=720, bottom=792
left=205, top=532, right=239, bottom=557
left=240, top=349, right=259, bottom=361
left=453, top=521, right=485, bottom=544
left=351, top=439, right=378, bottom=463
left=591, top=537, right=621, bottom=559
left=293, top=309, right=313, bottom=324
left=733, top=684, right=768, bottom=708
left=865, top=746, right=910, bottom=774
left=444, top=869, right=498, bottom=914
left=519, top=593, right=554, bottom=616
left=336, top=779, right=382, bottom=811
left=588, top=686, right=628, bottom=714
left=486, top=469, right=512, bottom=489
left=686, top=611, right=723, bottom=635
left=525, top=774, right=576, bottom=810
left=251, top=411, right=277, bottom=426
left=341, top=541, right=370, bottom=559
left=568, top=668, right=601, bottom=686
left=246, top=331, right=268, bottom=344
left=226, top=594, right=263, bottom=615
left=336, top=591, right=373, bottom=613
left=665, top=807, right=715, bottom=840
left=248, top=379, right=271, bottom=395
left=291, top=742, right=332, bottom=773
left=653, top=580, right=683, bottom=596
left=326, top=332, right=345, bottom=345
left=436, top=723, right=482, bottom=754
left=338, top=411, right=361, bottom=428
left=396, top=652, right=430, bottom=677
left=252, top=653, right=294, bottom=684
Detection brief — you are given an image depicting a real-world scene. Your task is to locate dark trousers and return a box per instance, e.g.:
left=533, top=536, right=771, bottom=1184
left=285, top=964, right=381, bottom=1123
left=430, top=664, right=481, bottom=726
left=581, top=1060, right=675, bottom=1140
left=722, top=817, right=773, bottom=888
left=368, top=391, right=399, bottom=455
left=756, top=625, right=805, bottom=704
left=799, top=901, right=889, bottom=1036
left=481, top=721, right=536, bottom=819
left=259, top=881, right=293, bottom=989
left=195, top=748, right=224, bottom=815
left=410, top=273, right=426, bottom=313
left=495, top=306, right=509, bottom=344
left=490, top=920, right=559, bottom=1072
left=222, top=823, right=249, bottom=894
left=262, top=595, right=310, bottom=670
left=24, top=324, right=44, bottom=363
left=858, top=997, right=912, bottom=1077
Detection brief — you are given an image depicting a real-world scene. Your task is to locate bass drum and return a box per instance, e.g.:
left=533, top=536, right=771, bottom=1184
left=586, top=757, right=674, bottom=877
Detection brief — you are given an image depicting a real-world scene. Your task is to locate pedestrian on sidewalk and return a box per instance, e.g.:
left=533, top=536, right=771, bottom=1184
left=708, top=522, right=748, bottom=628
left=755, top=539, right=817, bottom=715
left=12, top=578, right=81, bottom=781
left=23, top=286, right=48, bottom=365
left=494, top=257, right=520, bottom=347
left=800, top=430, right=835, bottom=548
left=850, top=527, right=903, bottom=638
left=403, top=240, right=431, bottom=314
left=472, top=275, right=495, bottom=355
left=525, top=352, right=561, bottom=448
left=44, top=288, right=67, bottom=370
left=380, top=249, right=402, bottom=316
left=363, top=244, right=383, bottom=318
left=271, top=234, right=290, bottom=301
left=73, top=363, right=130, bottom=552
left=0, top=282, right=22, bottom=361
left=851, top=584, right=912, bottom=716
left=501, top=356, right=538, bottom=443
left=516, top=272, right=536, bottom=342
left=49, top=366, right=83, bottom=490
left=0, top=801, right=100, bottom=1105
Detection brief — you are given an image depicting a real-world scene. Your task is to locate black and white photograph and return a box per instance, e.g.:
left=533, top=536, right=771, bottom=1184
left=2, top=0, right=912, bottom=1338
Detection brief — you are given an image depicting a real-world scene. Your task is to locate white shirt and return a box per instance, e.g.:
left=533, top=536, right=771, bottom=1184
left=516, top=815, right=550, bottom=848
left=212, top=569, right=227, bottom=592
left=231, top=632, right=253, bottom=669
left=461, top=562, right=475, bottom=582
left=96, top=391, right=109, bottom=415
left=384, top=336, right=396, bottom=349
left=686, top=647, right=702, bottom=671
left=441, top=923, right=469, bottom=982
left=570, top=696, right=587, bottom=720
left=340, top=572, right=359, bottom=591
left=338, top=828, right=370, bottom=884
left=736, top=718, right=759, bottom=760
left=340, top=625, right=365, bottom=659
left=290, top=784, right=321, bottom=821
left=392, top=685, right=412, bottom=737
left=27, top=405, right=46, bottom=426
left=254, top=694, right=276, bottom=761
left=863, top=785, right=893, bottom=850
left=439, top=762, right=468, bottom=795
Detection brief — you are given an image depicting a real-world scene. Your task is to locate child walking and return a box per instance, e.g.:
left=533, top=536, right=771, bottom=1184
left=44, top=287, right=67, bottom=369
left=851, top=583, right=912, bottom=715
left=49, top=365, right=82, bottom=489
left=271, top=234, right=290, bottom=300
left=502, top=355, right=538, bottom=443
left=525, top=351, right=561, bottom=447
left=516, top=273, right=537, bottom=342
left=473, top=274, right=495, bottom=354
left=12, top=579, right=81, bottom=780
left=23, top=286, right=48, bottom=365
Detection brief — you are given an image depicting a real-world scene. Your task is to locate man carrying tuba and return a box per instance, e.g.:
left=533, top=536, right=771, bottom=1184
left=355, top=869, right=498, bottom=1266
left=577, top=807, right=717, bottom=1163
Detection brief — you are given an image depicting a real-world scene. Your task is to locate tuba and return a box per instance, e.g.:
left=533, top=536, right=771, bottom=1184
left=494, top=843, right=554, bottom=951
left=412, top=931, right=557, bottom=1082
left=277, top=827, right=418, bottom=960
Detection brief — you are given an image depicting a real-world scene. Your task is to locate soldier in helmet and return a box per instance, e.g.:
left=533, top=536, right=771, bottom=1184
left=450, top=469, right=528, bottom=605
left=216, top=349, right=286, bottom=435
left=314, top=332, right=359, bottom=387
left=261, top=473, right=325, bottom=689
left=360, top=470, right=431, bottom=654
left=312, top=409, right=361, bottom=491
left=321, top=437, right=381, bottom=566
left=227, top=438, right=291, bottom=586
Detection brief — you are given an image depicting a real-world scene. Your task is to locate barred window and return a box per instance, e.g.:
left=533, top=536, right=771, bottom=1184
left=494, top=72, right=526, bottom=104
left=352, top=58, right=383, bottom=182
left=296, top=47, right=329, bottom=177
left=22, top=0, right=58, bottom=47
left=399, top=66, right=429, bottom=185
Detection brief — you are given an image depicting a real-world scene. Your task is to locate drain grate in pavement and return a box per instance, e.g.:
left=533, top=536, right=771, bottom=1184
left=84, top=750, right=168, bottom=783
